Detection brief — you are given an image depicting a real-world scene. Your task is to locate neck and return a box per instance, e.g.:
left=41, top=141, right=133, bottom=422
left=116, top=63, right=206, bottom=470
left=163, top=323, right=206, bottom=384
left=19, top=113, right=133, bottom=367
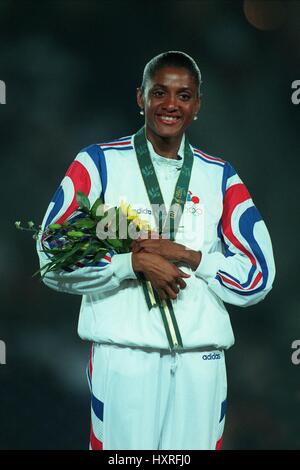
left=146, top=127, right=183, bottom=159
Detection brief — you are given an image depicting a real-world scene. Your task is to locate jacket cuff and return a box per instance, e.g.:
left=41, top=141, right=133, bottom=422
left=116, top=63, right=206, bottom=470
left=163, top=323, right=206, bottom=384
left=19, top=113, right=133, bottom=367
left=194, top=251, right=223, bottom=280
left=111, top=252, right=138, bottom=281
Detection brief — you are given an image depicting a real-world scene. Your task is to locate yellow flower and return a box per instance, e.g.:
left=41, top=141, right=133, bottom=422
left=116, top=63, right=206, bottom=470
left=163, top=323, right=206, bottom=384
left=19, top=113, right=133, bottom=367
left=119, top=200, right=138, bottom=220
left=119, top=200, right=154, bottom=233
left=132, top=217, right=152, bottom=231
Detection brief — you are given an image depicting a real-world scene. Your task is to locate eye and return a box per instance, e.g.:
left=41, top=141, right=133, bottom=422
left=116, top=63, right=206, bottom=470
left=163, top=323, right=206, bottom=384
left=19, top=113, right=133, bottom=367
left=153, top=90, right=165, bottom=97
left=180, top=94, right=191, bottom=101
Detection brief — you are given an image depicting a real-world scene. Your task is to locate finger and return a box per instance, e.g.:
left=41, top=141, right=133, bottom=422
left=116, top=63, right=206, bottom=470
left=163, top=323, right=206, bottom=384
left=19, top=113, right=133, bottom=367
left=142, top=247, right=157, bottom=254
left=170, top=281, right=179, bottom=294
left=131, top=242, right=143, bottom=253
left=164, top=285, right=177, bottom=300
left=136, top=239, right=153, bottom=248
left=177, top=268, right=191, bottom=278
left=157, top=288, right=167, bottom=301
left=130, top=240, right=137, bottom=251
left=176, top=278, right=187, bottom=289
left=139, top=237, right=162, bottom=246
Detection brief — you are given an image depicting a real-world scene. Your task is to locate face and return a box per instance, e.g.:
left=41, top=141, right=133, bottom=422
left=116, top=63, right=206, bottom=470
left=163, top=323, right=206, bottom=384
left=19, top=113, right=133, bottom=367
left=137, top=66, right=201, bottom=140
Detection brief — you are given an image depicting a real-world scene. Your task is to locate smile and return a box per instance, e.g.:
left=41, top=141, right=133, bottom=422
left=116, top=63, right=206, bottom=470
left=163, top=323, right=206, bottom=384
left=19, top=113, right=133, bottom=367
left=156, top=115, right=181, bottom=125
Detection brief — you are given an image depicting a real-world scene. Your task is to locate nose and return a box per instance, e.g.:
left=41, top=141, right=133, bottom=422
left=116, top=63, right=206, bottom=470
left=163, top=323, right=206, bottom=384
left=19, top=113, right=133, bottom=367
left=162, top=94, right=179, bottom=111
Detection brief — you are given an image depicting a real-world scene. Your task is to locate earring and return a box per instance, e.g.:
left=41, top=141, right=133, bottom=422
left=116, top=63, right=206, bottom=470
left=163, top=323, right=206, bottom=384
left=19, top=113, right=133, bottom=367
left=193, top=115, right=198, bottom=121
left=140, top=109, right=144, bottom=115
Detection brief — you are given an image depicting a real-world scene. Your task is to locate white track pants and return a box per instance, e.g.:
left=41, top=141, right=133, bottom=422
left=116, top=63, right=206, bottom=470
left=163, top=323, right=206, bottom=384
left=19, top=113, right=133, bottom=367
left=87, top=343, right=227, bottom=450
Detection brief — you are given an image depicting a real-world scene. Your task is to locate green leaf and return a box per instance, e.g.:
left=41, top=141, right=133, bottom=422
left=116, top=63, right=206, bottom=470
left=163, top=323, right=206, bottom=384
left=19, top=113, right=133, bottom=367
left=32, top=261, right=54, bottom=278
left=76, top=191, right=90, bottom=210
left=66, top=230, right=85, bottom=238
left=48, top=223, right=62, bottom=231
left=118, top=237, right=132, bottom=253
left=43, top=243, right=74, bottom=255
left=80, top=242, right=100, bottom=258
left=73, top=218, right=96, bottom=229
left=107, top=238, right=123, bottom=250
left=46, top=243, right=83, bottom=265
left=93, top=250, right=108, bottom=263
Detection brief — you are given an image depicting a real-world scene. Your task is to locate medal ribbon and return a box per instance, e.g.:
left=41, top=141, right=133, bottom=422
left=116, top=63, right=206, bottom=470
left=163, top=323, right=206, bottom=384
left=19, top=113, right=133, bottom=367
left=133, top=126, right=194, bottom=350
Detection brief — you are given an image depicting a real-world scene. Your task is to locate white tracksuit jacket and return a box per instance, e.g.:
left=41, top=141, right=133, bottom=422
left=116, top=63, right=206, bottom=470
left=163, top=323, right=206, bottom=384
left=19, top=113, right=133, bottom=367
left=36, top=132, right=275, bottom=351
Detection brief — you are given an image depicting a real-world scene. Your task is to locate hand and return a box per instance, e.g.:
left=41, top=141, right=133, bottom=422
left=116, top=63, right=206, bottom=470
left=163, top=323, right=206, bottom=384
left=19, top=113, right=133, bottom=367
left=131, top=237, right=186, bottom=263
left=131, top=237, right=202, bottom=271
left=132, top=251, right=190, bottom=300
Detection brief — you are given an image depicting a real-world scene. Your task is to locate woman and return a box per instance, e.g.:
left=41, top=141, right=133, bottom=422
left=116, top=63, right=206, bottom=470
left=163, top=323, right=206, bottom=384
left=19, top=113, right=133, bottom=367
left=37, top=51, right=275, bottom=450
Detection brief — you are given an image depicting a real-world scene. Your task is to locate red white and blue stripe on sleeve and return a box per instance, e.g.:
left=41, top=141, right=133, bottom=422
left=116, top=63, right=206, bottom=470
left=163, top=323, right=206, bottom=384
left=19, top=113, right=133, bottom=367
left=41, top=145, right=114, bottom=270
left=216, top=162, right=271, bottom=297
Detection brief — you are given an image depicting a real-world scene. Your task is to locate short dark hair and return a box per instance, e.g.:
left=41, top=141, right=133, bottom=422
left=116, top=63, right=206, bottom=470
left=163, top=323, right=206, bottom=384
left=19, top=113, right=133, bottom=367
left=141, top=51, right=202, bottom=97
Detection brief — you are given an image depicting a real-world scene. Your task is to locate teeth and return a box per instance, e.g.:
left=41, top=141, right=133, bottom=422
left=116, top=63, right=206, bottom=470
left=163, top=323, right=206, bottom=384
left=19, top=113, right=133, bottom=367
left=160, top=116, right=178, bottom=121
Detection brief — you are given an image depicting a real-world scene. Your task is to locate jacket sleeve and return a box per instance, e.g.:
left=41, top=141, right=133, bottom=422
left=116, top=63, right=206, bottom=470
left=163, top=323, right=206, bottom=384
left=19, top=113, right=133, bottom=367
left=36, top=145, right=137, bottom=296
left=194, top=162, right=275, bottom=307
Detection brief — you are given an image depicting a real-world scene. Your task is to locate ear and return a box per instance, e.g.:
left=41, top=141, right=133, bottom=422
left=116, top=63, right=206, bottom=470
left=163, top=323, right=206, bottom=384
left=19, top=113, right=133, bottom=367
left=136, top=87, right=145, bottom=110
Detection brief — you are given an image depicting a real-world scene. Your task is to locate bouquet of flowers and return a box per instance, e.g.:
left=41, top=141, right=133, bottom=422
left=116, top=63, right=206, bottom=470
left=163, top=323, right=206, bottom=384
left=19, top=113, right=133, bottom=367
left=15, top=191, right=182, bottom=349
left=15, top=191, right=154, bottom=278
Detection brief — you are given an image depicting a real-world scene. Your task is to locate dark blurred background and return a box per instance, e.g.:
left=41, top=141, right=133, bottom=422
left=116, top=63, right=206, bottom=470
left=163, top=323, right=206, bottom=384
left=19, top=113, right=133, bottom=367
left=1, top=0, right=299, bottom=449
